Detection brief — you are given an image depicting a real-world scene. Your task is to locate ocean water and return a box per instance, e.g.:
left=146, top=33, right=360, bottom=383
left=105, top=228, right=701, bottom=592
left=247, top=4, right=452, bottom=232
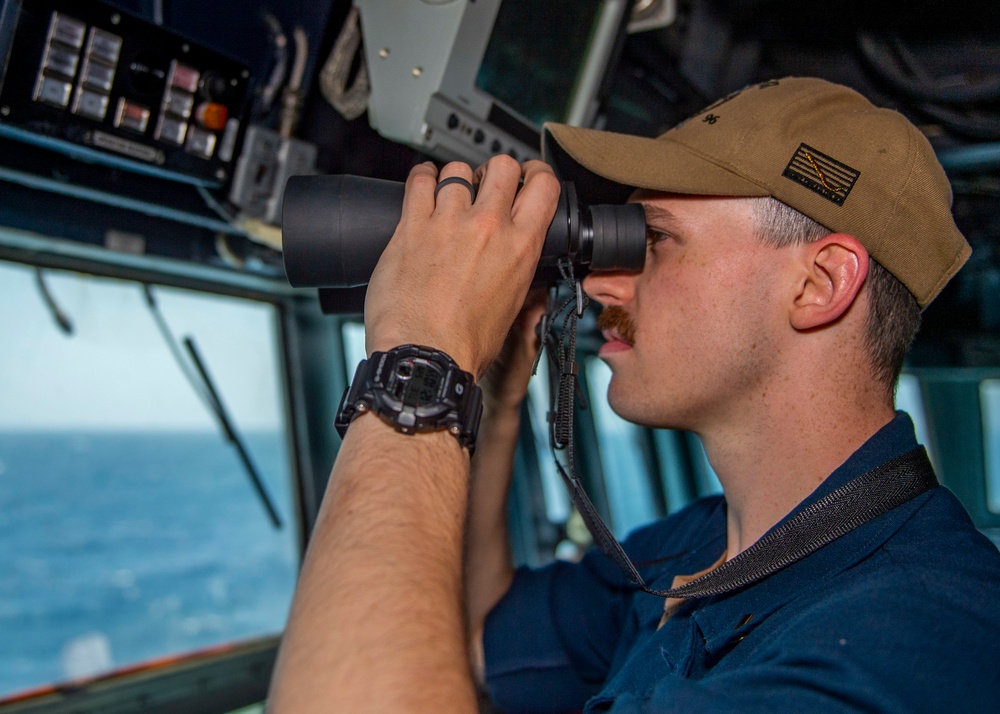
left=0, top=430, right=299, bottom=697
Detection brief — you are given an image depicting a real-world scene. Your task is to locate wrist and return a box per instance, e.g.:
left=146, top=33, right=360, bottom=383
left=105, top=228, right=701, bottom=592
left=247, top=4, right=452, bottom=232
left=368, top=337, right=478, bottom=378
left=337, top=344, right=483, bottom=454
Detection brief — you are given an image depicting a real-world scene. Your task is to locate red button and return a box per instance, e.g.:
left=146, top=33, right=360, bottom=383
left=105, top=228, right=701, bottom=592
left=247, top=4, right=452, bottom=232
left=196, top=102, right=228, bottom=131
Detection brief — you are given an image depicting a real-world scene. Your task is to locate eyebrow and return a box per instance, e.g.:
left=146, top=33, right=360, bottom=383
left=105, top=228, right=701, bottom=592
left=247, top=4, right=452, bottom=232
left=640, top=202, right=678, bottom=228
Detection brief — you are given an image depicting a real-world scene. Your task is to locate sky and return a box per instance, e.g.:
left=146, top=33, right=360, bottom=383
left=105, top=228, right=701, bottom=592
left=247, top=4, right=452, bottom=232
left=0, top=260, right=284, bottom=431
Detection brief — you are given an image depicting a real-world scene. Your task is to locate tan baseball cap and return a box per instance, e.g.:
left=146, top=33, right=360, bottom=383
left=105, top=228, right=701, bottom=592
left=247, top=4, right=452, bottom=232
left=543, top=77, right=970, bottom=308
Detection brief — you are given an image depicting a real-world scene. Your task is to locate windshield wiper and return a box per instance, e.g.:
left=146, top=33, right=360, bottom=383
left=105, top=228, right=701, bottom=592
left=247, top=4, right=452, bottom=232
left=35, top=268, right=74, bottom=335
left=143, top=284, right=283, bottom=530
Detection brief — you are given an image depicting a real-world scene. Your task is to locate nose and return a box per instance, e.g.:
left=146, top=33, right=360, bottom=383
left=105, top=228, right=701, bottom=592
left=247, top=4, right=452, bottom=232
left=582, top=270, right=636, bottom=307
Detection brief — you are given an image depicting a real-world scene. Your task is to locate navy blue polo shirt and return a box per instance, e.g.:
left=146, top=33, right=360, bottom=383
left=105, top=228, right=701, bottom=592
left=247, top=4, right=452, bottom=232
left=484, top=413, right=1000, bottom=713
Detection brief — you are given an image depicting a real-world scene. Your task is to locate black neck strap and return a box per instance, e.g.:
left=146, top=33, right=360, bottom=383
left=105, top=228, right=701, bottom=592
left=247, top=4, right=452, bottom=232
left=540, top=270, right=939, bottom=600
left=571, top=446, right=937, bottom=599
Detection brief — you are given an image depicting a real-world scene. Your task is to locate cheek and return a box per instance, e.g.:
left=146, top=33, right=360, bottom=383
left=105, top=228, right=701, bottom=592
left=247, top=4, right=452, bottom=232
left=646, top=254, right=774, bottom=350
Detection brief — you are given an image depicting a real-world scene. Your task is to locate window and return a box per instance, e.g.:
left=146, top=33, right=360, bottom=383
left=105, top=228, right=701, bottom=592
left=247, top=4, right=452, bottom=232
left=979, top=379, right=1000, bottom=514
left=0, top=262, right=298, bottom=698
left=585, top=358, right=659, bottom=538
left=341, top=322, right=367, bottom=383
left=896, top=373, right=935, bottom=465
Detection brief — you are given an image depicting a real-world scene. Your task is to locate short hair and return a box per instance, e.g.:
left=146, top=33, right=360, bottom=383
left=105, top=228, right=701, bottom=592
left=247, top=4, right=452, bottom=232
left=746, top=196, right=921, bottom=400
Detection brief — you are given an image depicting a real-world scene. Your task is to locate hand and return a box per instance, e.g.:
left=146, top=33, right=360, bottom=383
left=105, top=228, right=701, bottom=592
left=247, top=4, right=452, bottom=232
left=480, top=288, right=548, bottom=413
left=364, top=156, right=560, bottom=378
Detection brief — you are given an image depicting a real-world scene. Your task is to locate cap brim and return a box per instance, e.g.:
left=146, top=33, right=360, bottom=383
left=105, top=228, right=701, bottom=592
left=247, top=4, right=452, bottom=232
left=543, top=123, right=770, bottom=205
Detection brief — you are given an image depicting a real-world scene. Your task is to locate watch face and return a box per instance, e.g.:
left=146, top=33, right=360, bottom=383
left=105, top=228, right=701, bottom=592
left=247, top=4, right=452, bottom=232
left=393, top=359, right=443, bottom=405
left=354, top=346, right=479, bottom=446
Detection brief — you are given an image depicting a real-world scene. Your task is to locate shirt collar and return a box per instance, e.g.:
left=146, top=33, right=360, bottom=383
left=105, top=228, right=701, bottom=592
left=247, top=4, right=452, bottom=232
left=690, top=411, right=921, bottom=651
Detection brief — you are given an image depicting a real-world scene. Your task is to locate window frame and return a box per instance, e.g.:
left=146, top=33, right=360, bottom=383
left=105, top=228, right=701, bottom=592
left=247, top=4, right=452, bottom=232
left=0, top=227, right=344, bottom=713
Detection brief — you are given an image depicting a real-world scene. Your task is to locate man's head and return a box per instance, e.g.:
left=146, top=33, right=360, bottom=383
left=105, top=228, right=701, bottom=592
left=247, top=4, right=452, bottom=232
left=544, top=77, right=969, bottom=308
left=543, top=77, right=969, bottom=409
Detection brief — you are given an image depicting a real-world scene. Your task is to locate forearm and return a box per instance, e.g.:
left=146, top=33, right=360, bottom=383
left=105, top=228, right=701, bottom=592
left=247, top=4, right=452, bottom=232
left=268, top=157, right=558, bottom=711
left=268, top=414, right=478, bottom=713
left=465, top=293, right=547, bottom=680
left=465, top=402, right=520, bottom=678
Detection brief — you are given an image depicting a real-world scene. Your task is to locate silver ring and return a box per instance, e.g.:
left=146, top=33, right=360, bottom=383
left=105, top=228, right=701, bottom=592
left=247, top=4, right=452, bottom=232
left=434, top=176, right=476, bottom=202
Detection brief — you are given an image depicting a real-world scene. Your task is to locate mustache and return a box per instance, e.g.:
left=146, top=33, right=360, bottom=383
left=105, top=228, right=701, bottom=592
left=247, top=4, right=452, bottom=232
left=597, top=306, right=636, bottom=345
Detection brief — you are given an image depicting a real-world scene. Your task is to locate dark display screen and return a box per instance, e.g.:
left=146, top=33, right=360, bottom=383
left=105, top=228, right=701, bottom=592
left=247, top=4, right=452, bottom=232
left=401, top=363, right=442, bottom=405
left=475, top=0, right=604, bottom=127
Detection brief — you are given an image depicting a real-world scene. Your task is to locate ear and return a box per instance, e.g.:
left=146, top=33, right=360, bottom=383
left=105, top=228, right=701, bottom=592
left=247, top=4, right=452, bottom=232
left=790, top=233, right=869, bottom=331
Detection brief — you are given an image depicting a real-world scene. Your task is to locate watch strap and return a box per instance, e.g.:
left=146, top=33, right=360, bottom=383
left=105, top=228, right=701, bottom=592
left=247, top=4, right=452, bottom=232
left=335, top=345, right=482, bottom=454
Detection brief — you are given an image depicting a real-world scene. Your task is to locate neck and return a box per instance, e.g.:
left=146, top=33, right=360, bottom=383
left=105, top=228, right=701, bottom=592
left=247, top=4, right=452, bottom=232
left=699, top=372, right=895, bottom=559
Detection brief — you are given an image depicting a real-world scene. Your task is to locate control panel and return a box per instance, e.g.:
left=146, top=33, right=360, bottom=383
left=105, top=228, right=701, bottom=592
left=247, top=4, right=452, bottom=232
left=423, top=93, right=540, bottom=166
left=0, top=0, right=251, bottom=186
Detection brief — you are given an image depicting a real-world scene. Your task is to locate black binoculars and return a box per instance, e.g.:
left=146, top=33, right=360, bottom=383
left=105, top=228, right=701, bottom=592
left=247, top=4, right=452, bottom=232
left=281, top=175, right=647, bottom=308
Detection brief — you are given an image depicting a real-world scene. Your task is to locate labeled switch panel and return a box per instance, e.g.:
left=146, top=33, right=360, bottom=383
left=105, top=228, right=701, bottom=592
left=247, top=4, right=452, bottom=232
left=0, top=0, right=251, bottom=185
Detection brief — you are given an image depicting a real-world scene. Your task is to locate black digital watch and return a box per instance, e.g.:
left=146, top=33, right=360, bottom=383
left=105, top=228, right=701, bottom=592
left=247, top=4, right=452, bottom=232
left=335, top=344, right=483, bottom=454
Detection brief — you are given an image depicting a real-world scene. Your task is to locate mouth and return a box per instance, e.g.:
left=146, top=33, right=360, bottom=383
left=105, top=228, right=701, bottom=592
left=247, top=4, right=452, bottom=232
left=597, top=307, right=636, bottom=354
left=599, top=329, right=633, bottom=355
left=601, top=327, right=632, bottom=347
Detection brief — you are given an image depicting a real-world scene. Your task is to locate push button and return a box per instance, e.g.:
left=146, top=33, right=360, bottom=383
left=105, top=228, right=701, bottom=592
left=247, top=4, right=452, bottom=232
left=114, top=98, right=151, bottom=133
left=156, top=115, right=188, bottom=145
left=185, top=127, right=217, bottom=159
left=80, top=59, right=116, bottom=92
left=163, top=88, right=195, bottom=119
left=86, top=29, right=122, bottom=65
left=195, top=102, right=228, bottom=131
left=42, top=45, right=80, bottom=78
left=73, top=88, right=110, bottom=120
left=48, top=13, right=86, bottom=50
left=34, top=76, right=73, bottom=107
left=168, top=61, right=200, bottom=94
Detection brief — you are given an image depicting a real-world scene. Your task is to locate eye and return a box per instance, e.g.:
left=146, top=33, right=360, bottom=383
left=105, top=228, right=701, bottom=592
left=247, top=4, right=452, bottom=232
left=646, top=227, right=671, bottom=246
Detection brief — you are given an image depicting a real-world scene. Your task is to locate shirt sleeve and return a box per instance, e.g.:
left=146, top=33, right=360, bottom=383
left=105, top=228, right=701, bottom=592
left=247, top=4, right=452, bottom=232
left=483, top=554, right=633, bottom=713
left=483, top=498, right=727, bottom=713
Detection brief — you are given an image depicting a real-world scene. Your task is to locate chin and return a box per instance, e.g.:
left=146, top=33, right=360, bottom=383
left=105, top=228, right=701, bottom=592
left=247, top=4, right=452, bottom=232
left=605, top=384, right=651, bottom=426
left=606, top=383, right=694, bottom=431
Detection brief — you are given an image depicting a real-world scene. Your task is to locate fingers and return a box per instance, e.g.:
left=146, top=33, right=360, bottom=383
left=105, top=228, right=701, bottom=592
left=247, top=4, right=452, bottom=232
left=513, top=160, right=561, bottom=236
left=434, top=176, right=476, bottom=203
left=413, top=156, right=558, bottom=232
left=472, top=155, right=524, bottom=215
left=513, top=289, right=548, bottom=354
left=479, top=288, right=548, bottom=411
left=400, top=162, right=439, bottom=222
left=400, top=161, right=480, bottom=221
left=433, top=162, right=476, bottom=214
left=520, top=287, right=549, bottom=325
